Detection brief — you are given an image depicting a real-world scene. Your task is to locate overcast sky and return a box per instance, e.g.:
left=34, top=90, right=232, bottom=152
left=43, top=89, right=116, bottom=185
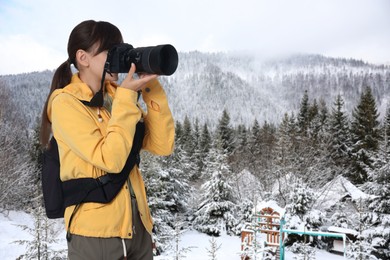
left=0, top=0, right=389, bottom=75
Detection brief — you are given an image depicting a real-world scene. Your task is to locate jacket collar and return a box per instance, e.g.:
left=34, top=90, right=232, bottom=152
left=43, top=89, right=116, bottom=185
left=67, top=74, right=98, bottom=103
left=47, top=73, right=117, bottom=122
left=61, top=74, right=117, bottom=103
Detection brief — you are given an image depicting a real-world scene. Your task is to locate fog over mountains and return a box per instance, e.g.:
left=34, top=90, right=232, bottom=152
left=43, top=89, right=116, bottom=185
left=1, top=51, right=389, bottom=130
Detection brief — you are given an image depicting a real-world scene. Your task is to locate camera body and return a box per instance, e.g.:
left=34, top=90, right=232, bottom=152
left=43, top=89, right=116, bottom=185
left=106, top=43, right=178, bottom=76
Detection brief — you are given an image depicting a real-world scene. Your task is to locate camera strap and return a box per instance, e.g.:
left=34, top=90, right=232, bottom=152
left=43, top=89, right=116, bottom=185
left=81, top=52, right=114, bottom=107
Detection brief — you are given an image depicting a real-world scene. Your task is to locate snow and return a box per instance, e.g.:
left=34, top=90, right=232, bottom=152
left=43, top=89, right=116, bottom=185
left=155, top=230, right=242, bottom=260
left=0, top=210, right=346, bottom=260
left=254, top=200, right=285, bottom=217
left=154, top=229, right=345, bottom=260
left=341, top=178, right=371, bottom=201
left=0, top=210, right=34, bottom=259
left=313, top=175, right=371, bottom=210
left=328, top=226, right=359, bottom=237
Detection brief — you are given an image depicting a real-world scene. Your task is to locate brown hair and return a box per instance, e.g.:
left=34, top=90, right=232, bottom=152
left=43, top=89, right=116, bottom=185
left=40, top=20, right=123, bottom=148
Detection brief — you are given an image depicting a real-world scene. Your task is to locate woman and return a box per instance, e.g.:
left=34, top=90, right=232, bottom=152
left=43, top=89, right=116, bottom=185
left=40, top=20, right=175, bottom=259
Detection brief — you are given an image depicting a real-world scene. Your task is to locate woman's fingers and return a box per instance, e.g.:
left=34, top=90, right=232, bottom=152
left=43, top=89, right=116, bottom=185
left=120, top=64, right=157, bottom=91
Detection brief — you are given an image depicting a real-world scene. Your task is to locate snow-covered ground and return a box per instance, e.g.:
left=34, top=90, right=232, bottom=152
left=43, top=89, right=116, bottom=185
left=155, top=229, right=345, bottom=260
left=1, top=210, right=36, bottom=259
left=0, top=210, right=345, bottom=260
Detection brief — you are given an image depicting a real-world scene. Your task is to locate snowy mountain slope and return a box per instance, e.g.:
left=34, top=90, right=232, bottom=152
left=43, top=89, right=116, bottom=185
left=164, top=52, right=390, bottom=125
left=1, top=52, right=389, bottom=130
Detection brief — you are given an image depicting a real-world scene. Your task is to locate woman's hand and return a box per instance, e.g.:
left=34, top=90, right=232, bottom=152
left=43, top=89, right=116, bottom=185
left=120, top=63, right=157, bottom=92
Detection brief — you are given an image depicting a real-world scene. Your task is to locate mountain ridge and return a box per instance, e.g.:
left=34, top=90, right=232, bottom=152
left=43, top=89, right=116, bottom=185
left=1, top=52, right=389, bottom=130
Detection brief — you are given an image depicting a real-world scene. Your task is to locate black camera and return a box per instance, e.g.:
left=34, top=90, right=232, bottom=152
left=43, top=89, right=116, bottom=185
left=106, top=43, right=178, bottom=76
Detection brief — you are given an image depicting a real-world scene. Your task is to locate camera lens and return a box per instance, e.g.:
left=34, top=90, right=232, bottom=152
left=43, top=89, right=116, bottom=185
left=108, top=44, right=179, bottom=76
left=148, top=45, right=178, bottom=75
left=128, top=45, right=178, bottom=75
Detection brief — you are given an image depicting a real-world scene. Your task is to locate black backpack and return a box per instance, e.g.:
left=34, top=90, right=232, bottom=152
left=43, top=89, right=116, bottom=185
left=41, top=120, right=145, bottom=219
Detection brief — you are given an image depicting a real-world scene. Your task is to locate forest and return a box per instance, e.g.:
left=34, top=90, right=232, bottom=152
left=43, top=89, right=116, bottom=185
left=0, top=52, right=389, bottom=259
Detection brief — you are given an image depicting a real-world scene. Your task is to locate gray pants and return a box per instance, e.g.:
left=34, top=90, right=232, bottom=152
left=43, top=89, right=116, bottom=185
left=68, top=198, right=153, bottom=260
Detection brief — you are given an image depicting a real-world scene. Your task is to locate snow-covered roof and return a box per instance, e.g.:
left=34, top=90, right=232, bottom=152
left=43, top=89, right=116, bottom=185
left=313, top=175, right=371, bottom=210
left=341, top=178, right=370, bottom=201
left=327, top=226, right=358, bottom=237
left=254, top=200, right=285, bottom=216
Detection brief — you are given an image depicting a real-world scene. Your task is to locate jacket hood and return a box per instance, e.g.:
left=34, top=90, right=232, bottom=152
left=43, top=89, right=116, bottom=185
left=47, top=73, right=116, bottom=123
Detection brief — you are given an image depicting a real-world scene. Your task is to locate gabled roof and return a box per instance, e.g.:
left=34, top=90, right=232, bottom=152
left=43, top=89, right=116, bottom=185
left=313, top=175, right=371, bottom=210
left=254, top=200, right=285, bottom=216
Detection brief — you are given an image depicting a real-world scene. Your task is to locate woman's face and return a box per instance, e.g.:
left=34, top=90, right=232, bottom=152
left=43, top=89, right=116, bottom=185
left=80, top=46, right=118, bottom=94
left=89, top=50, right=118, bottom=82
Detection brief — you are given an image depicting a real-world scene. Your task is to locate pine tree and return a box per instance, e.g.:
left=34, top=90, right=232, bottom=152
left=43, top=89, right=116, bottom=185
left=259, top=121, right=276, bottom=170
left=142, top=146, right=191, bottom=252
left=286, top=183, right=314, bottom=219
left=318, top=99, right=329, bottom=136
left=230, top=124, right=249, bottom=174
left=258, top=121, right=277, bottom=191
left=14, top=205, right=66, bottom=260
left=329, top=94, right=350, bottom=168
left=206, top=237, right=221, bottom=260
left=292, top=93, right=332, bottom=185
left=236, top=124, right=248, bottom=152
left=297, top=90, right=310, bottom=136
left=288, top=112, right=299, bottom=153
left=308, top=98, right=319, bottom=123
left=216, top=109, right=235, bottom=155
left=182, top=115, right=195, bottom=157
left=350, top=86, right=381, bottom=184
left=30, top=117, right=44, bottom=169
left=193, top=139, right=237, bottom=236
left=171, top=215, right=194, bottom=260
left=360, top=164, right=390, bottom=259
left=175, top=120, right=183, bottom=144
left=200, top=123, right=212, bottom=156
left=192, top=118, right=203, bottom=180
left=198, top=122, right=212, bottom=179
left=308, top=98, right=328, bottom=145
left=307, top=98, right=320, bottom=142
left=273, top=113, right=300, bottom=205
left=284, top=182, right=318, bottom=247
left=382, top=105, right=390, bottom=161
left=273, top=114, right=292, bottom=204
left=248, top=119, right=261, bottom=178
left=180, top=116, right=198, bottom=180
left=142, top=152, right=174, bottom=252
left=346, top=197, right=379, bottom=260
left=233, top=199, right=254, bottom=236
left=275, top=113, right=291, bottom=167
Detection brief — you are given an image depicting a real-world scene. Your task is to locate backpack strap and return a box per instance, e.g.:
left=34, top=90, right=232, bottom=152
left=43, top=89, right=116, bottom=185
left=62, top=120, right=144, bottom=206
left=64, top=120, right=145, bottom=241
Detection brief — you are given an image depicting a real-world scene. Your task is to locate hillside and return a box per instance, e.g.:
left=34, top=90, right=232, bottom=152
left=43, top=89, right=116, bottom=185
left=1, top=52, right=389, bottom=130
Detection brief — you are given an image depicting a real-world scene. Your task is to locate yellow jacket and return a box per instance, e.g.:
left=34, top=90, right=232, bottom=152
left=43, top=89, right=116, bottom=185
left=47, top=74, right=175, bottom=238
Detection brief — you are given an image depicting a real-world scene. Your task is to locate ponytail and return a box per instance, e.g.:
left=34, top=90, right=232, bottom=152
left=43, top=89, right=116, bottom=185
left=40, top=60, right=72, bottom=148
left=40, top=20, right=123, bottom=148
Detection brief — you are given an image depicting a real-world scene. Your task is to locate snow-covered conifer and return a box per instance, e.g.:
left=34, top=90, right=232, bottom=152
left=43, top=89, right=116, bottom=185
left=217, top=109, right=235, bottom=155
left=193, top=139, right=238, bottom=236
left=328, top=94, right=350, bottom=169
left=350, top=86, right=381, bottom=184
